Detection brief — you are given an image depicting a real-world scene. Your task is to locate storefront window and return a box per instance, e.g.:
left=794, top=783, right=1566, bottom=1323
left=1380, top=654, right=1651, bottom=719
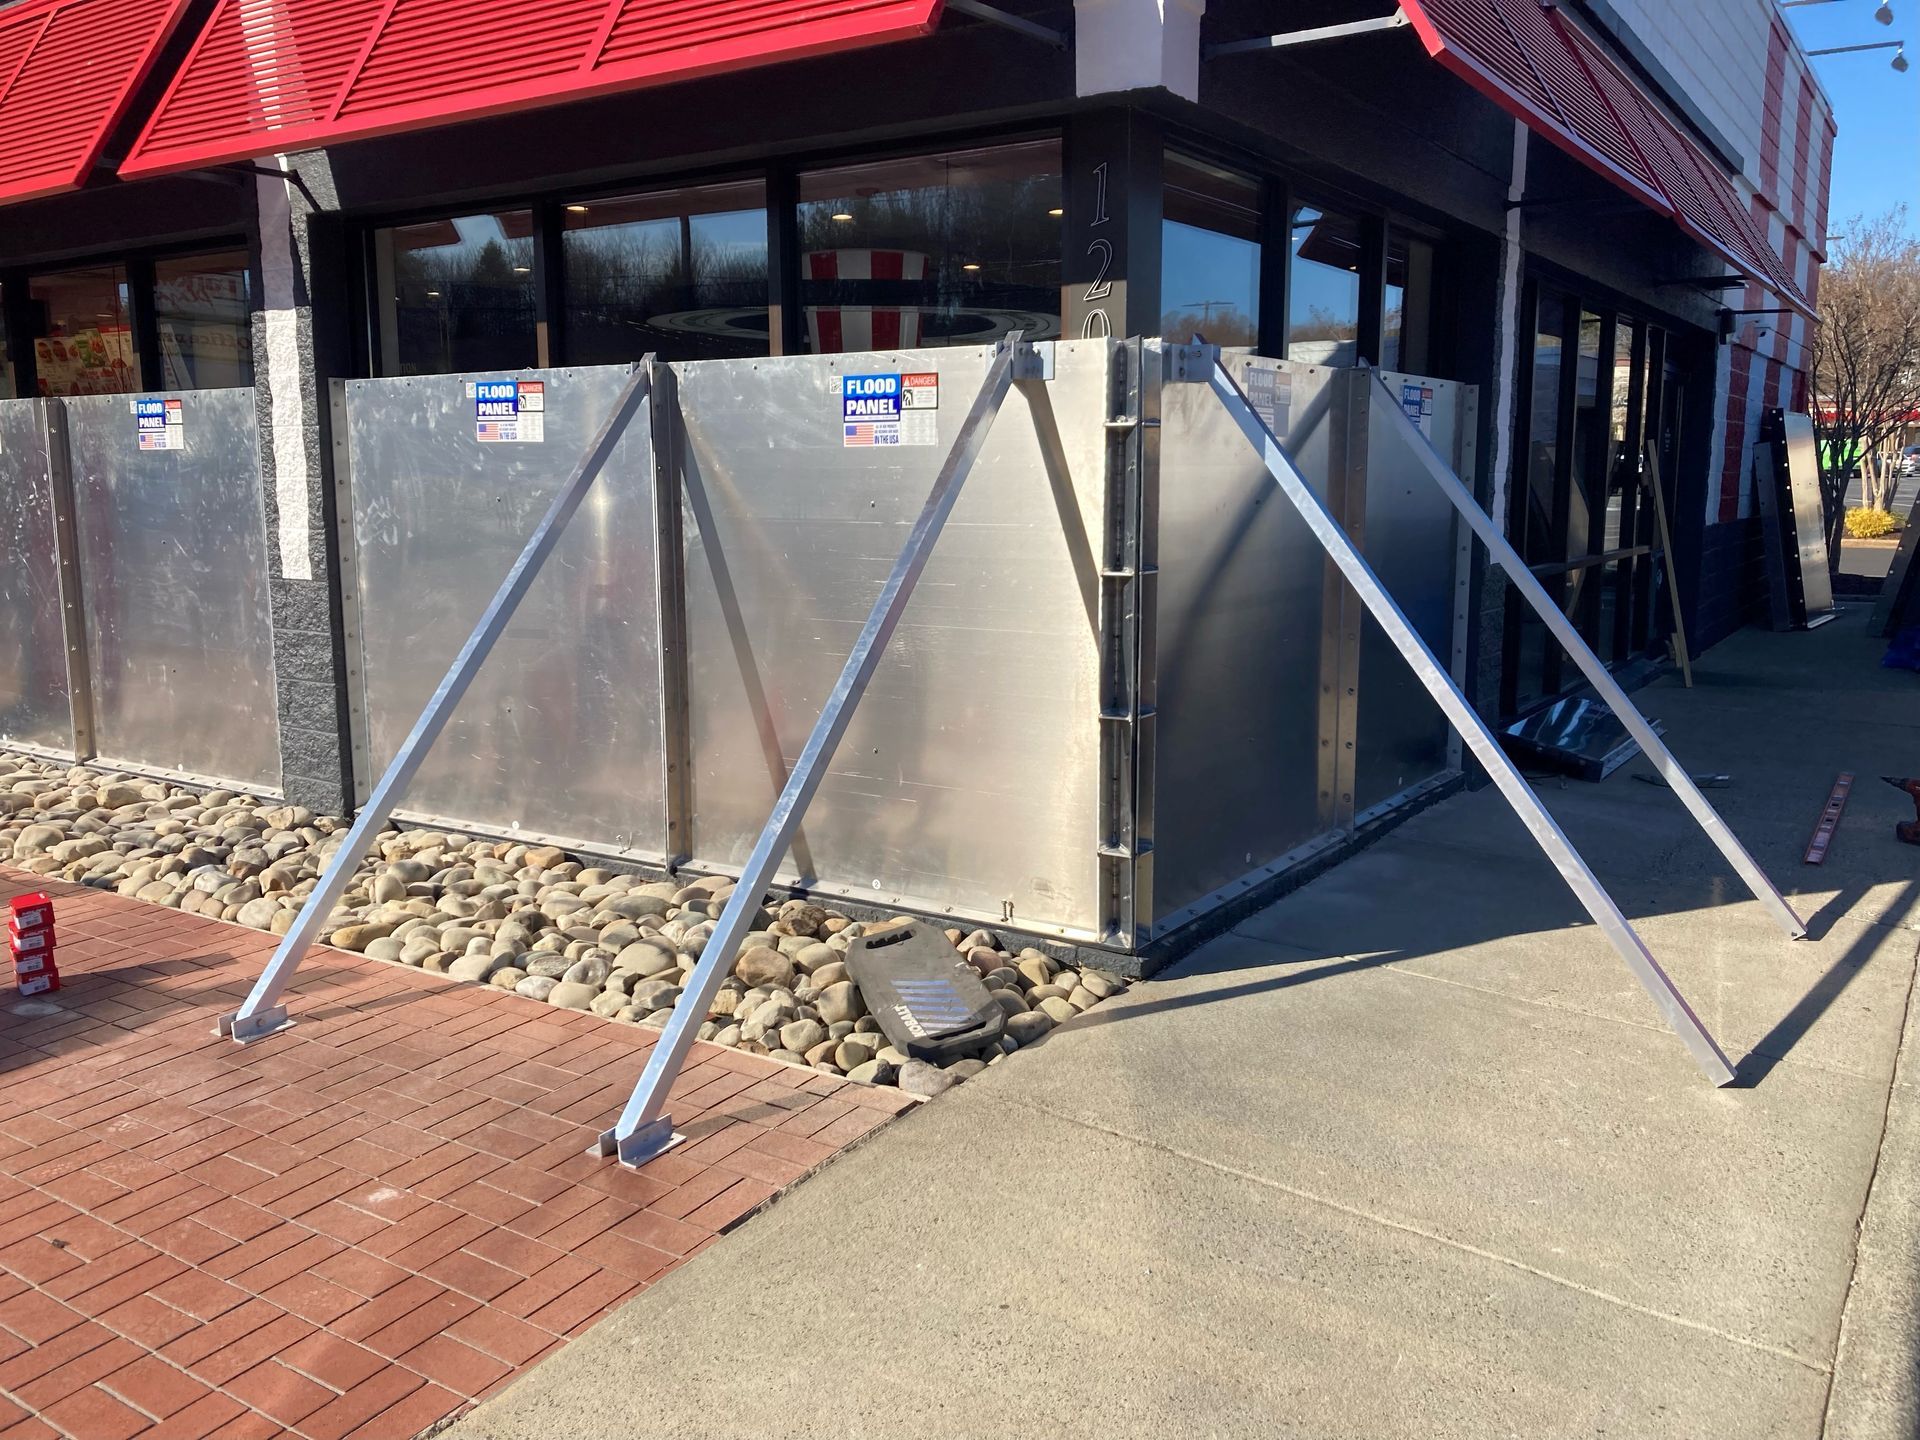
left=1382, top=233, right=1435, bottom=374
left=374, top=211, right=536, bottom=376
left=796, top=140, right=1063, bottom=352
left=1522, top=294, right=1565, bottom=569
left=1604, top=324, right=1636, bottom=553
left=563, top=181, right=768, bottom=363
left=155, top=250, right=254, bottom=389
left=1566, top=312, right=1604, bottom=569
left=29, top=265, right=135, bottom=397
left=1287, top=206, right=1362, bottom=366
left=1510, top=291, right=1566, bottom=712
left=1160, top=153, right=1261, bottom=348
left=1506, top=288, right=1684, bottom=715
left=0, top=284, right=12, bottom=399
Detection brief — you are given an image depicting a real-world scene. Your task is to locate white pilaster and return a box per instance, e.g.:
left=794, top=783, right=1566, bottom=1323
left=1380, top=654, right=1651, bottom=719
left=1075, top=0, right=1206, bottom=100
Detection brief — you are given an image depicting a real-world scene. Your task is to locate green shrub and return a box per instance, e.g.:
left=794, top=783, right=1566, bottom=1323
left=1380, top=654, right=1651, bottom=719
left=1845, top=507, right=1901, bottom=540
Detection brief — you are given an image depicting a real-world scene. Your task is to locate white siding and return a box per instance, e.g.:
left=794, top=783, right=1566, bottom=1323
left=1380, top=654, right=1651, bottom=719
left=1605, top=0, right=1779, bottom=172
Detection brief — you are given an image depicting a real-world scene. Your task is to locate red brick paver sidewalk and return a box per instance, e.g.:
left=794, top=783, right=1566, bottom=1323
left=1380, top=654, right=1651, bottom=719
left=0, top=870, right=911, bottom=1439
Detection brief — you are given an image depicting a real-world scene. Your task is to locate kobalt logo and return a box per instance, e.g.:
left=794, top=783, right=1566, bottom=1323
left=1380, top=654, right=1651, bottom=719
left=892, top=1003, right=928, bottom=1038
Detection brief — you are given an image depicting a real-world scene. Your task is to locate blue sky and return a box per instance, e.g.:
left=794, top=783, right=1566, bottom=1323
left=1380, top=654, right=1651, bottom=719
left=1782, top=1, right=1920, bottom=236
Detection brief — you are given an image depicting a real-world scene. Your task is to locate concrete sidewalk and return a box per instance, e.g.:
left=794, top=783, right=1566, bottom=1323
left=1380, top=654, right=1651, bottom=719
left=450, top=609, right=1920, bottom=1440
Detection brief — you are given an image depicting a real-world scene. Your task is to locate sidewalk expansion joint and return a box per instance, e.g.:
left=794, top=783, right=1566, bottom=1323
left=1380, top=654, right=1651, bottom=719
left=993, top=1093, right=1835, bottom=1378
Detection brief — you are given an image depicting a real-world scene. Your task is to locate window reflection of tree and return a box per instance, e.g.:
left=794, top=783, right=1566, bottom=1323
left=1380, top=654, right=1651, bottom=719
left=565, top=212, right=768, bottom=361
left=391, top=232, right=536, bottom=374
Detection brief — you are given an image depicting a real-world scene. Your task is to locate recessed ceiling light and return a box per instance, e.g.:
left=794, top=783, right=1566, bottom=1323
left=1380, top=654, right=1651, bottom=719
left=962, top=262, right=981, bottom=272
left=513, top=266, right=531, bottom=273
left=1048, top=207, right=1064, bottom=217
left=831, top=212, right=854, bottom=222
left=426, top=290, right=441, bottom=297
left=566, top=204, right=590, bottom=213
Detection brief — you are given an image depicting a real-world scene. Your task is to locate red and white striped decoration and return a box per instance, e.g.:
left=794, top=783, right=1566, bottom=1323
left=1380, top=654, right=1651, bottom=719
left=805, top=249, right=928, bottom=353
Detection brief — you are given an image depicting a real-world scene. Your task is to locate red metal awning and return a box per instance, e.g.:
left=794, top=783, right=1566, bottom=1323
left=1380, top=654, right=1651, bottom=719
left=1400, top=0, right=1812, bottom=318
left=0, top=0, right=197, bottom=206
left=119, top=0, right=946, bottom=180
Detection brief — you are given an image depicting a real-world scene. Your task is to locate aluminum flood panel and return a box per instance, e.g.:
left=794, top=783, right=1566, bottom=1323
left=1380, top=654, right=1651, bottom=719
left=342, top=366, right=666, bottom=857
left=64, top=389, right=280, bottom=789
left=0, top=402, right=70, bottom=753
left=1150, top=359, right=1343, bottom=923
left=1354, top=373, right=1469, bottom=814
left=1781, top=411, right=1836, bottom=620
left=674, top=343, right=1109, bottom=939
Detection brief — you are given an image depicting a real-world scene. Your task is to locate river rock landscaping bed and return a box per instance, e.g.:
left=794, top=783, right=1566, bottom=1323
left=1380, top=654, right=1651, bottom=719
left=0, top=753, right=1127, bottom=1095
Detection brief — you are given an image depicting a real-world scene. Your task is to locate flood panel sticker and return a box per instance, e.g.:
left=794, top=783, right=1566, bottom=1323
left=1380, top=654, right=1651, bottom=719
left=842, top=371, right=937, bottom=447
left=1401, top=382, right=1435, bottom=440
left=472, top=379, right=546, bottom=443
left=134, top=396, right=185, bottom=451
left=1247, top=368, right=1293, bottom=438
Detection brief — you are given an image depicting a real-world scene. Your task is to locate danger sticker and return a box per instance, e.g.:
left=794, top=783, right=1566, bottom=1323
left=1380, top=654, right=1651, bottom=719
left=474, top=379, right=545, bottom=444
left=135, top=397, right=185, bottom=451
left=842, top=372, right=936, bottom=448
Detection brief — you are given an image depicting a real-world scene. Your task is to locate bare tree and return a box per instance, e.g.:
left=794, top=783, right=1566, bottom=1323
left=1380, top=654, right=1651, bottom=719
left=1810, top=208, right=1920, bottom=558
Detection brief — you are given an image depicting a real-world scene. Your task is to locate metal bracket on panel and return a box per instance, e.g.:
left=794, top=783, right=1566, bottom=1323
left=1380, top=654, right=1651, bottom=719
left=1162, top=342, right=1221, bottom=385
left=1010, top=339, right=1056, bottom=382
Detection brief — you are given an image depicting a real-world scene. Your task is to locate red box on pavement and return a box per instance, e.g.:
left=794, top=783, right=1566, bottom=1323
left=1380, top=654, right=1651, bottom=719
left=16, top=972, right=58, bottom=996
left=9, top=926, right=54, bottom=957
left=8, top=925, right=54, bottom=960
left=12, top=952, right=54, bottom=978
left=8, top=893, right=53, bottom=932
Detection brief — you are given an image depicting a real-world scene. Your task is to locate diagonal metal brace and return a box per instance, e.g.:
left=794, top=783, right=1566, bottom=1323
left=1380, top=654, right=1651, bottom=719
left=1201, top=356, right=1739, bottom=1086
left=597, top=335, right=1034, bottom=1167
left=216, top=360, right=659, bottom=1043
left=1362, top=370, right=1804, bottom=941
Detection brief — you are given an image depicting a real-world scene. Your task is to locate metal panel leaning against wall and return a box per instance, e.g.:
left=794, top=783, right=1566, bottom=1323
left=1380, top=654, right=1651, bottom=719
left=0, top=401, right=72, bottom=754
left=673, top=342, right=1112, bottom=941
left=1149, top=355, right=1472, bottom=935
left=342, top=365, right=668, bottom=858
left=64, top=389, right=282, bottom=791
left=1354, top=371, right=1475, bottom=815
left=1151, top=356, right=1342, bottom=926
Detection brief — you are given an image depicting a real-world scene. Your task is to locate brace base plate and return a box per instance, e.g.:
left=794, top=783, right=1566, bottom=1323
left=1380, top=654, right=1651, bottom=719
left=219, top=1006, right=291, bottom=1044
left=596, top=1116, right=685, bottom=1170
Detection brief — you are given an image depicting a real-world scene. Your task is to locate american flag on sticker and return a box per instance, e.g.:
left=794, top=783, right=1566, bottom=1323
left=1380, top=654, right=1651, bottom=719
left=844, top=423, right=895, bottom=446
left=806, top=249, right=929, bottom=352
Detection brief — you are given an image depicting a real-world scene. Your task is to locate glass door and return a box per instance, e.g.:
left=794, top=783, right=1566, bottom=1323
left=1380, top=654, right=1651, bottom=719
left=1503, top=285, right=1681, bottom=716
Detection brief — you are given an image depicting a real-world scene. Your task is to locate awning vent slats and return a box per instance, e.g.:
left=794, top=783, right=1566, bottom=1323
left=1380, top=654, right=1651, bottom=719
left=120, top=0, right=945, bottom=179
